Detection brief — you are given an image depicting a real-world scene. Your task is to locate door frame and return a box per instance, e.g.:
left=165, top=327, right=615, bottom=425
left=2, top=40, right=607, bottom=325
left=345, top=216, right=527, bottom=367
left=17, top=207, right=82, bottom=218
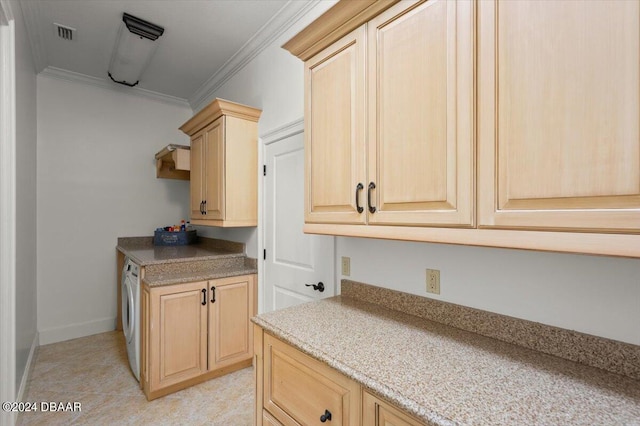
left=0, top=0, right=17, bottom=424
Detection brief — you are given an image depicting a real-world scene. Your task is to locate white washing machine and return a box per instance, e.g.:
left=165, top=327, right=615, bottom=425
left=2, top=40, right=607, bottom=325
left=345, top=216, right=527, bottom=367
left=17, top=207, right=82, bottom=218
left=121, top=257, right=140, bottom=381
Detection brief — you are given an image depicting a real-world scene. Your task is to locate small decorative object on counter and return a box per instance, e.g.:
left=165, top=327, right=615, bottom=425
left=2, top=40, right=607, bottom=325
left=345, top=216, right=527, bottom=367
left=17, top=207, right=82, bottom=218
left=154, top=220, right=197, bottom=246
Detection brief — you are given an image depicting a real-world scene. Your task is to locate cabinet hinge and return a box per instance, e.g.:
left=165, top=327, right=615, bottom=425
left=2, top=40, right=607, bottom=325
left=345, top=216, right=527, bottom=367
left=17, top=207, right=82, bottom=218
left=263, top=165, right=266, bottom=176
left=263, top=249, right=266, bottom=260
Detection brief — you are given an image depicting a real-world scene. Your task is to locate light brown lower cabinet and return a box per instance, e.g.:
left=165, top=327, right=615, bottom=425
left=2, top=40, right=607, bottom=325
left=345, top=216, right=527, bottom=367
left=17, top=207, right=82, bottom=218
left=263, top=410, right=283, bottom=426
left=254, top=326, right=427, bottom=426
left=363, top=391, right=426, bottom=426
left=141, top=274, right=256, bottom=400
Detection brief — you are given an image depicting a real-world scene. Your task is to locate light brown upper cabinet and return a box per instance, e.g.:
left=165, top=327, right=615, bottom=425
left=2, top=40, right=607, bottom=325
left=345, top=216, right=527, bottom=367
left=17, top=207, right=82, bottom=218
left=367, top=0, right=474, bottom=226
left=284, top=0, right=640, bottom=257
left=180, top=99, right=262, bottom=227
left=304, top=25, right=367, bottom=224
left=299, top=0, right=474, bottom=227
left=477, top=0, right=640, bottom=233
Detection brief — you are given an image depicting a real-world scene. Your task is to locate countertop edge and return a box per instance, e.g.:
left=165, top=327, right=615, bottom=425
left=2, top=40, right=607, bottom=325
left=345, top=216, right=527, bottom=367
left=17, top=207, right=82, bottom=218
left=143, top=268, right=258, bottom=287
left=116, top=245, right=245, bottom=266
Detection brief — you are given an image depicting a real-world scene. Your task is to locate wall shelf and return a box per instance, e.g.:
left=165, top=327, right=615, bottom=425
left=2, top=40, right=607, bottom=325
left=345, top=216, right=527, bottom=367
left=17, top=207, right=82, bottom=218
left=155, top=144, right=190, bottom=180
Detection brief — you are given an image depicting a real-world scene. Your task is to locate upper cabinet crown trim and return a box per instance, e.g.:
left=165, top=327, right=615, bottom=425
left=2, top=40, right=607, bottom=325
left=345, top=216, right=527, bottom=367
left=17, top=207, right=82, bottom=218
left=180, top=98, right=262, bottom=136
left=282, top=0, right=401, bottom=61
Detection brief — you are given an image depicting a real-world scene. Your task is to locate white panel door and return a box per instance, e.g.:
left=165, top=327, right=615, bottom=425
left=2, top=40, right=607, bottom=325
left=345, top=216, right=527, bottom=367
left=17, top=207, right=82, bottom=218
left=264, top=124, right=334, bottom=312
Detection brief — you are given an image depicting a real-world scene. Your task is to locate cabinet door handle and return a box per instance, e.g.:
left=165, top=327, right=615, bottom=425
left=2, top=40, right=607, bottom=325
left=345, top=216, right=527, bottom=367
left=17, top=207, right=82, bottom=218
left=203, top=200, right=207, bottom=215
left=367, top=182, right=377, bottom=214
left=355, top=183, right=364, bottom=213
left=201, top=289, right=207, bottom=306
left=210, top=286, right=216, bottom=303
left=200, top=200, right=204, bottom=215
left=320, top=409, right=332, bottom=422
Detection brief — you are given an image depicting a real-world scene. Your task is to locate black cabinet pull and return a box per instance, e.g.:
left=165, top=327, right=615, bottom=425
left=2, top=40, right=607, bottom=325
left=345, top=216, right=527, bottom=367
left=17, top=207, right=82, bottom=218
left=367, top=182, right=376, bottom=214
left=203, top=200, right=207, bottom=215
left=355, top=183, right=364, bottom=213
left=210, top=286, right=216, bottom=303
left=201, top=289, right=207, bottom=306
left=200, top=200, right=204, bottom=215
left=320, top=409, right=332, bottom=422
left=305, top=282, right=325, bottom=292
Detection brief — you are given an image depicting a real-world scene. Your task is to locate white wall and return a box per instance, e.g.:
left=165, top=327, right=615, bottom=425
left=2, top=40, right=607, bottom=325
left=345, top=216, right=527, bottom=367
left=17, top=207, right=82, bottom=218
left=12, top=0, right=37, bottom=397
left=37, top=76, right=192, bottom=344
left=195, top=0, right=640, bottom=346
left=193, top=1, right=337, bottom=259
left=339, top=238, right=640, bottom=345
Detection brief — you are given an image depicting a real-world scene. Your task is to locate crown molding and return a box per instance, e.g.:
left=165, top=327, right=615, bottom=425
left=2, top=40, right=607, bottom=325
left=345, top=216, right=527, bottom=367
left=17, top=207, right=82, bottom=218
left=261, top=118, right=303, bottom=145
left=180, top=98, right=262, bottom=136
left=189, top=0, right=322, bottom=112
left=282, top=0, right=400, bottom=61
left=40, top=66, right=191, bottom=108
left=18, top=0, right=47, bottom=72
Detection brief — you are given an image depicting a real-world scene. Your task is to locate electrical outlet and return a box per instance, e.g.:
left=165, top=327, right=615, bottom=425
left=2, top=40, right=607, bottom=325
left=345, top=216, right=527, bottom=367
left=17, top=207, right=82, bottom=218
left=341, top=257, right=351, bottom=276
left=426, top=269, right=440, bottom=294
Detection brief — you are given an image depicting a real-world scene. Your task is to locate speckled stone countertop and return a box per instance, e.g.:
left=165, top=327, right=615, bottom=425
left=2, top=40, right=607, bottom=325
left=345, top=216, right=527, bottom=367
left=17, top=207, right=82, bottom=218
left=253, top=296, right=640, bottom=425
left=142, top=260, right=257, bottom=287
left=116, top=236, right=244, bottom=266
left=118, top=236, right=257, bottom=286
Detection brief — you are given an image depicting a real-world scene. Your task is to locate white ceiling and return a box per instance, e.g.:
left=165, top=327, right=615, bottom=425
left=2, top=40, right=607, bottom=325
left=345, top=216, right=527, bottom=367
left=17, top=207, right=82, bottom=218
left=20, top=0, right=313, bottom=108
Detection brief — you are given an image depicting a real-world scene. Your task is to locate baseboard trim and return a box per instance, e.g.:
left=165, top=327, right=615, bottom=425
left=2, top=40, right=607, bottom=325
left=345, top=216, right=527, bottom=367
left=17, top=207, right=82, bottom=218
left=38, top=317, right=116, bottom=345
left=17, top=333, right=38, bottom=402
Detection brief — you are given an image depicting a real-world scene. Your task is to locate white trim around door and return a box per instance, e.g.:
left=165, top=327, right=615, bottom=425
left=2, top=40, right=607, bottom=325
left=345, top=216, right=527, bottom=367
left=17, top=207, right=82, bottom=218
left=0, top=0, right=17, bottom=425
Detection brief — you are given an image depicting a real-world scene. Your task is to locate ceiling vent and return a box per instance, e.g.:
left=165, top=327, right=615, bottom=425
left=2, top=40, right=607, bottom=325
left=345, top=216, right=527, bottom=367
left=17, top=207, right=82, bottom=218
left=54, top=23, right=76, bottom=41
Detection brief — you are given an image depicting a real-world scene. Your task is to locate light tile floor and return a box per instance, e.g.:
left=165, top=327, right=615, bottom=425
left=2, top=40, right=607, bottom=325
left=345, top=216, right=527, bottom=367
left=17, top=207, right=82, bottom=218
left=17, top=331, right=254, bottom=425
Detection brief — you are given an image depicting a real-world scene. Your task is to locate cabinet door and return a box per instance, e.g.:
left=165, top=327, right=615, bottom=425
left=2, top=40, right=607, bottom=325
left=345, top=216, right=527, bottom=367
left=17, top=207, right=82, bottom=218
left=263, top=334, right=360, bottom=426
left=363, top=391, right=425, bottom=426
left=263, top=410, right=284, bottom=426
left=305, top=25, right=366, bottom=224
left=478, top=0, right=640, bottom=232
left=204, top=117, right=225, bottom=220
left=190, top=132, right=205, bottom=219
left=208, top=275, right=256, bottom=370
left=149, top=281, right=208, bottom=391
left=367, top=0, right=474, bottom=227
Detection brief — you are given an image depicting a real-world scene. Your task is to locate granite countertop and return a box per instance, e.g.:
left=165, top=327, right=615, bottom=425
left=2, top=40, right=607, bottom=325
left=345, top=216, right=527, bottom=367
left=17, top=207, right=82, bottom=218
left=116, top=236, right=244, bottom=266
left=253, top=296, right=640, bottom=425
left=117, top=236, right=257, bottom=286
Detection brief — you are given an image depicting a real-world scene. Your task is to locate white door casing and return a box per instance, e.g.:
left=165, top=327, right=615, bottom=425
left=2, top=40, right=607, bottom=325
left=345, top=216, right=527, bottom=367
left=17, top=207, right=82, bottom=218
left=262, top=119, right=335, bottom=312
left=0, top=1, right=16, bottom=425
